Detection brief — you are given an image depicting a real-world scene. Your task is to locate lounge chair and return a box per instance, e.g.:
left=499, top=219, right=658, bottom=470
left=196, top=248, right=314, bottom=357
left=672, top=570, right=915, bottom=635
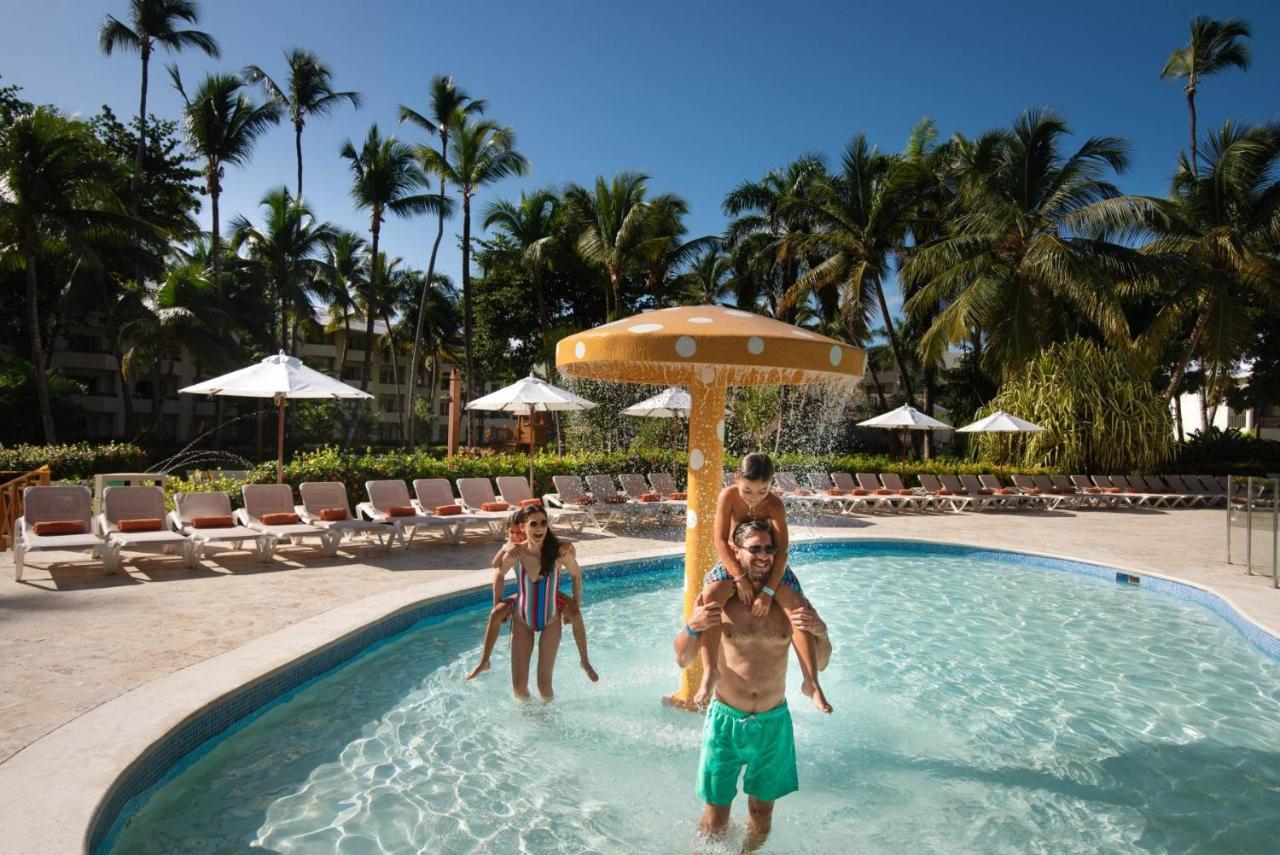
left=586, top=474, right=663, bottom=522
left=455, top=478, right=536, bottom=538
left=828, top=472, right=879, bottom=513
left=802, top=472, right=859, bottom=514
left=1165, top=474, right=1223, bottom=507
left=774, top=472, right=830, bottom=512
left=1028, top=474, right=1081, bottom=509
left=618, top=473, right=684, bottom=519
left=855, top=473, right=910, bottom=512
left=411, top=479, right=493, bottom=540
left=939, top=475, right=1000, bottom=510
left=1103, top=475, right=1173, bottom=508
left=99, top=485, right=195, bottom=569
left=879, top=473, right=937, bottom=512
left=917, top=474, right=973, bottom=512
left=171, top=491, right=273, bottom=561
left=647, top=472, right=687, bottom=501
left=298, top=481, right=401, bottom=548
left=14, top=485, right=116, bottom=580
left=548, top=475, right=611, bottom=531
left=361, top=480, right=466, bottom=544
left=495, top=475, right=588, bottom=532
left=1139, top=475, right=1198, bottom=508
left=978, top=474, right=1042, bottom=509
left=959, top=474, right=1022, bottom=510
left=239, top=484, right=338, bottom=555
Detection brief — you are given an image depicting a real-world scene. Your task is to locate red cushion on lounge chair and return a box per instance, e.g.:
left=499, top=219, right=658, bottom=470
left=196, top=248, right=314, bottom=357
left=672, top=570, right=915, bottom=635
left=937, top=488, right=953, bottom=495
left=386, top=505, right=417, bottom=517
left=481, top=501, right=510, bottom=512
left=667, top=492, right=687, bottom=500
left=434, top=504, right=462, bottom=515
left=575, top=496, right=596, bottom=505
left=1024, top=488, right=1042, bottom=495
left=319, top=508, right=348, bottom=521
left=793, top=488, right=814, bottom=496
left=118, top=518, right=164, bottom=532
left=827, top=488, right=847, bottom=495
left=638, top=493, right=660, bottom=502
left=994, top=488, right=1013, bottom=495
left=518, top=498, right=542, bottom=507
left=897, top=489, right=914, bottom=496
left=851, top=488, right=870, bottom=495
left=191, top=515, right=234, bottom=529
left=874, top=488, right=892, bottom=495
left=33, top=520, right=88, bottom=536
left=601, top=496, right=627, bottom=504
left=261, top=512, right=300, bottom=525
left=977, top=488, right=994, bottom=495
left=1083, top=487, right=1102, bottom=494
left=1103, top=487, right=1123, bottom=494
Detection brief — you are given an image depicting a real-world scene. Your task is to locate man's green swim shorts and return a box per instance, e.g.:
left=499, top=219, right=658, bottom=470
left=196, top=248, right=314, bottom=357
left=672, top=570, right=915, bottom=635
left=697, top=698, right=798, bottom=805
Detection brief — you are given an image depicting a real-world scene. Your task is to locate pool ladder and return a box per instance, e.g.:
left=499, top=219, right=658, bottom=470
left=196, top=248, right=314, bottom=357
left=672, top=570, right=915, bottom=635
left=1226, top=476, right=1279, bottom=588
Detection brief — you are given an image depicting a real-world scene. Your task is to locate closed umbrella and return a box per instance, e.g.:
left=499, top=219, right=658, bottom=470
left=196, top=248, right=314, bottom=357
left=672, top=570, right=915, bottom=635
left=180, top=351, right=372, bottom=482
left=466, top=374, right=596, bottom=486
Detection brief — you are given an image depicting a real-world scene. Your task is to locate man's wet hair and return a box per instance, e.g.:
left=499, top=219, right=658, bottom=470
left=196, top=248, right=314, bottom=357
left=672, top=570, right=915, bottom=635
left=736, top=453, right=774, bottom=483
left=732, top=518, right=773, bottom=547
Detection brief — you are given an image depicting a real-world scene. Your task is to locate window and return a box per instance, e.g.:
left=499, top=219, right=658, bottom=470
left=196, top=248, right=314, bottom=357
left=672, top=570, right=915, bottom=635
left=378, top=367, right=396, bottom=385
left=341, top=364, right=364, bottom=382
left=67, top=334, right=100, bottom=353
left=379, top=395, right=398, bottom=413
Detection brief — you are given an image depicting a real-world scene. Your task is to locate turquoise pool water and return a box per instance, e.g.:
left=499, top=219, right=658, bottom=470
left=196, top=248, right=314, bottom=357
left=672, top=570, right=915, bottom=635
left=107, top=544, right=1280, bottom=853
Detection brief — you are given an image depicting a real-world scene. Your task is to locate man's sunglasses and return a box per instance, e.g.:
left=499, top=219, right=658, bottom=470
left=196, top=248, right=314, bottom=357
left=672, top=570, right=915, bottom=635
left=743, top=545, right=778, bottom=555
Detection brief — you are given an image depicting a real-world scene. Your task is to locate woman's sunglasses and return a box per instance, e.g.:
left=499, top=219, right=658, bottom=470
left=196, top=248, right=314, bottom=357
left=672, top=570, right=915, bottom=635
left=525, top=519, right=548, bottom=529
left=743, top=545, right=778, bottom=555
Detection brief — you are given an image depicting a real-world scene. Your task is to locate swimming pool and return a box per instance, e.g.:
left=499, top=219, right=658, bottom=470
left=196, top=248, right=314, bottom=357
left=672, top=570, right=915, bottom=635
left=99, top=541, right=1280, bottom=853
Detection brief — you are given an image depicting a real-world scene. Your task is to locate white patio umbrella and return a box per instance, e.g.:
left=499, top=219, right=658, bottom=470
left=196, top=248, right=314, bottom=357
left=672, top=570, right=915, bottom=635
left=466, top=374, right=596, bottom=485
left=857, top=403, right=953, bottom=459
left=623, top=387, right=693, bottom=478
left=956, top=409, right=1045, bottom=465
left=180, top=351, right=372, bottom=482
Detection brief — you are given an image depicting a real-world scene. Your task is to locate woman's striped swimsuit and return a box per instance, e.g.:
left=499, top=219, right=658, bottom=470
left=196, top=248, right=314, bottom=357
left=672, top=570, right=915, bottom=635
left=514, top=558, right=562, bottom=631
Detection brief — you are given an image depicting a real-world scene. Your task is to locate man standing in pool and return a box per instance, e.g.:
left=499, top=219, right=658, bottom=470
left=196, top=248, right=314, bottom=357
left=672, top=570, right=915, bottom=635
left=673, top=519, right=832, bottom=850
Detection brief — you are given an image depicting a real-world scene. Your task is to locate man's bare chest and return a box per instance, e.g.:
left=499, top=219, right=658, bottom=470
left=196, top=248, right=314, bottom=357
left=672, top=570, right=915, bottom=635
left=722, top=604, right=790, bottom=648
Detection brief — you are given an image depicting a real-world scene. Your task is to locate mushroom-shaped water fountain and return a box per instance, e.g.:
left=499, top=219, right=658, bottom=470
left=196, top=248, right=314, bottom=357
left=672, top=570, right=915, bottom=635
left=556, top=305, right=864, bottom=706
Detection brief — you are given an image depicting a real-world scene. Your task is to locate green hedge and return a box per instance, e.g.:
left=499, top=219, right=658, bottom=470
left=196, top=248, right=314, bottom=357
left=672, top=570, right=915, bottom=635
left=0, top=442, right=148, bottom=480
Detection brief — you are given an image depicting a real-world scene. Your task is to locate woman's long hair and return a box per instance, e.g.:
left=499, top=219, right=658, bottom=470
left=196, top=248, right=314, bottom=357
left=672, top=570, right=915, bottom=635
left=511, top=504, right=562, bottom=572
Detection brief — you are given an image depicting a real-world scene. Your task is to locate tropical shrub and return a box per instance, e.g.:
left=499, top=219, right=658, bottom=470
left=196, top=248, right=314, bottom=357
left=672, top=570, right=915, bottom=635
left=1174, top=428, right=1280, bottom=476
left=979, top=338, right=1173, bottom=473
left=0, top=442, right=148, bottom=479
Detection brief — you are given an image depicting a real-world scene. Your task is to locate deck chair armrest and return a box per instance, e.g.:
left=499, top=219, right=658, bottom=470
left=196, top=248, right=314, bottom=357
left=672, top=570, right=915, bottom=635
left=232, top=508, right=252, bottom=527
left=355, top=501, right=382, bottom=522
left=96, top=513, right=116, bottom=536
left=167, top=511, right=185, bottom=532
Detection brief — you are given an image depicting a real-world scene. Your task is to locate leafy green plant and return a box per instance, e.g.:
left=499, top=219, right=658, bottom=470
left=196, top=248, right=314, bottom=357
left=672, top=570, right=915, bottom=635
left=0, top=441, right=148, bottom=479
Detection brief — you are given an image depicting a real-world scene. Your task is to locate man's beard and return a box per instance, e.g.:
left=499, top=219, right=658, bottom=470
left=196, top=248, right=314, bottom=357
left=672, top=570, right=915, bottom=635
left=747, top=561, right=773, bottom=582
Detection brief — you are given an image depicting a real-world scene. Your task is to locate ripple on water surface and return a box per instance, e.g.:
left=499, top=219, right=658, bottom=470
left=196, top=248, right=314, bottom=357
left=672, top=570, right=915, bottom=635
left=108, top=547, right=1280, bottom=853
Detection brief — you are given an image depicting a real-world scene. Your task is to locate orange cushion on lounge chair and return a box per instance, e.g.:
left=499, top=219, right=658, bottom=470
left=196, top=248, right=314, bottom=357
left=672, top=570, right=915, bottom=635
left=897, top=489, right=914, bottom=496
left=601, top=496, right=627, bottom=504
left=518, top=498, right=542, bottom=507
left=33, top=520, right=88, bottom=536
left=261, top=512, right=300, bottom=525
left=319, top=508, right=348, bottom=521
left=434, top=504, right=462, bottom=515
left=1103, top=487, right=1123, bottom=494
left=794, top=488, right=814, bottom=496
left=668, top=492, right=687, bottom=500
left=827, top=488, right=847, bottom=496
left=118, top=518, right=164, bottom=532
left=977, top=488, right=994, bottom=495
left=937, top=488, right=953, bottom=495
left=385, top=505, right=417, bottom=517
left=874, top=488, right=892, bottom=495
left=192, top=515, right=234, bottom=529
left=1084, top=487, right=1102, bottom=494
left=638, top=493, right=660, bottom=502
left=1024, top=488, right=1042, bottom=495
left=575, top=496, right=596, bottom=505
left=851, top=488, right=870, bottom=496
left=994, top=488, right=1014, bottom=495
left=481, top=501, right=510, bottom=512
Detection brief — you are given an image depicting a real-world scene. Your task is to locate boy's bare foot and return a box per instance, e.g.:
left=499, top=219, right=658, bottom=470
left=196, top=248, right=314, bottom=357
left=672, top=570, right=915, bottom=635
left=465, top=659, right=490, bottom=680
left=801, top=679, right=834, bottom=714
left=693, top=669, right=718, bottom=708
left=581, top=659, right=599, bottom=682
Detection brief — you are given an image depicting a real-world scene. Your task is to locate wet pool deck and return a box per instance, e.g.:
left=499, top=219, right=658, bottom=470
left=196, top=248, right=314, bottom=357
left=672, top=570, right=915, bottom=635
left=0, top=506, right=1277, bottom=852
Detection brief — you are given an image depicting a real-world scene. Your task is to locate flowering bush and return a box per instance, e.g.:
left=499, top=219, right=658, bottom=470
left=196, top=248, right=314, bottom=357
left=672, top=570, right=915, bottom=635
left=0, top=442, right=148, bottom=480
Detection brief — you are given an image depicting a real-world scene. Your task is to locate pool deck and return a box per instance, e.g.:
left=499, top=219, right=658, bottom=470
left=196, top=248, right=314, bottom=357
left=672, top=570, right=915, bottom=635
left=0, top=506, right=1277, bottom=852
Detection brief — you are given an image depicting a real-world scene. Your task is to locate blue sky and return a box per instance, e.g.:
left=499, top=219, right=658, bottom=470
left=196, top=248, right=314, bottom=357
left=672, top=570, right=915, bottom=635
left=4, top=0, right=1279, bottom=314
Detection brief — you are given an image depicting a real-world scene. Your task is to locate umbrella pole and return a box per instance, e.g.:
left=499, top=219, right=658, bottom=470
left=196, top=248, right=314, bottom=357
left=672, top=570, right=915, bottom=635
left=276, top=394, right=286, bottom=484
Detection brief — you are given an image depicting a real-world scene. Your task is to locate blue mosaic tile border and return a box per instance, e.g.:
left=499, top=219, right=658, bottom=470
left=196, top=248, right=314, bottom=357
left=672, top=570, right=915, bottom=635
left=89, top=540, right=1280, bottom=853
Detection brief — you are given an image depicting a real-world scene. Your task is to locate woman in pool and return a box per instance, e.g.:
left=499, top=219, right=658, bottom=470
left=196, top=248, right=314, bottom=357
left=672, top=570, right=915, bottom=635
left=465, top=505, right=598, bottom=697
left=697, top=453, right=832, bottom=713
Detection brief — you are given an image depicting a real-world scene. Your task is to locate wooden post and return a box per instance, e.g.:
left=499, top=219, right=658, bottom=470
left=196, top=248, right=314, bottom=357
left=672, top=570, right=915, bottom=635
left=447, top=369, right=461, bottom=456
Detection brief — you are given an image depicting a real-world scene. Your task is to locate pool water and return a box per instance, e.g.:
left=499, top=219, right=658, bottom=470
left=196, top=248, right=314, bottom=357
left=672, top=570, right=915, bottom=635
left=108, top=546, right=1280, bottom=853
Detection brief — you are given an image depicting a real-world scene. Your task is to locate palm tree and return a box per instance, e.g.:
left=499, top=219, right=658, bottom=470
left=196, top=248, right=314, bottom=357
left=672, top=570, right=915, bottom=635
left=169, top=68, right=280, bottom=285
left=902, top=109, right=1140, bottom=379
left=318, top=229, right=367, bottom=370
left=242, top=49, right=362, bottom=199
left=339, top=124, right=446, bottom=406
left=418, top=116, right=527, bottom=443
left=228, top=187, right=337, bottom=352
left=637, top=196, right=717, bottom=309
left=1160, top=16, right=1251, bottom=178
left=99, top=0, right=219, bottom=208
left=0, top=109, right=133, bottom=442
left=675, top=248, right=735, bottom=305
left=483, top=189, right=560, bottom=368
left=564, top=172, right=663, bottom=319
left=398, top=75, right=484, bottom=448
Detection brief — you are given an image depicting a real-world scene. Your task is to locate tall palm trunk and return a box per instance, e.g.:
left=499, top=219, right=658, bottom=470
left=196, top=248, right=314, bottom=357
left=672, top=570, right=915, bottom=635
left=209, top=170, right=223, bottom=284
left=23, top=242, right=56, bottom=442
left=1163, top=295, right=1213, bottom=405
left=875, top=285, right=915, bottom=403
left=131, top=44, right=150, bottom=208
left=462, top=192, right=475, bottom=446
left=407, top=142, right=449, bottom=449
left=381, top=317, right=403, bottom=438
left=278, top=280, right=289, bottom=352
left=921, top=365, right=936, bottom=459
left=347, top=212, right=380, bottom=444
left=294, top=121, right=304, bottom=199
left=1186, top=80, right=1199, bottom=177
left=608, top=268, right=623, bottom=319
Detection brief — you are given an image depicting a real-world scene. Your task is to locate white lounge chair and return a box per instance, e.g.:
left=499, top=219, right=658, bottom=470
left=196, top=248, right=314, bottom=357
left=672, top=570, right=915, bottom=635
left=411, top=478, right=492, bottom=541
left=495, top=475, right=588, bottom=532
left=978, top=474, right=1041, bottom=510
left=1140, top=475, right=1199, bottom=508
left=1164, top=474, right=1221, bottom=507
left=586, top=474, right=662, bottom=522
left=298, top=481, right=401, bottom=548
left=828, top=472, right=879, bottom=514
left=1030, top=474, right=1084, bottom=509
left=916, top=474, right=973, bottom=512
left=171, top=491, right=273, bottom=561
left=361, top=480, right=464, bottom=544
left=548, top=475, right=609, bottom=531
left=854, top=473, right=909, bottom=513
left=1100, top=475, right=1170, bottom=508
left=773, top=472, right=829, bottom=512
left=99, top=485, right=195, bottom=569
left=239, top=484, right=338, bottom=556
left=456, top=478, right=525, bottom=538
left=619, top=472, right=684, bottom=519
left=14, top=485, right=116, bottom=580
left=800, top=471, right=861, bottom=514
left=880, top=473, right=939, bottom=512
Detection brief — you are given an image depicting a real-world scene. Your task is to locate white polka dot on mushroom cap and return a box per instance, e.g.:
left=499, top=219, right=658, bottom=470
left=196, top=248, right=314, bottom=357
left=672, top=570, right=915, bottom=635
left=690, top=449, right=705, bottom=470
left=676, top=336, right=697, bottom=358
left=628, top=323, right=664, bottom=334
left=747, top=336, right=764, bottom=355
left=829, top=345, right=842, bottom=366
left=716, top=419, right=725, bottom=441
left=575, top=342, right=586, bottom=359
left=688, top=316, right=713, bottom=324
left=697, top=365, right=716, bottom=384
left=687, top=508, right=698, bottom=529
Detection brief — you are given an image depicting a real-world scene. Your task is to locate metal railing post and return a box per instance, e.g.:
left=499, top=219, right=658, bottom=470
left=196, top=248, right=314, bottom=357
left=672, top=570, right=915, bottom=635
left=1226, top=475, right=1233, bottom=564
left=1246, top=477, right=1253, bottom=577
left=1272, top=477, right=1278, bottom=589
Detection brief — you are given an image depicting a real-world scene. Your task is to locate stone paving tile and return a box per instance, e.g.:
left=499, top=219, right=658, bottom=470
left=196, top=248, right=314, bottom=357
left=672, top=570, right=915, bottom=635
left=1, top=508, right=1276, bottom=767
